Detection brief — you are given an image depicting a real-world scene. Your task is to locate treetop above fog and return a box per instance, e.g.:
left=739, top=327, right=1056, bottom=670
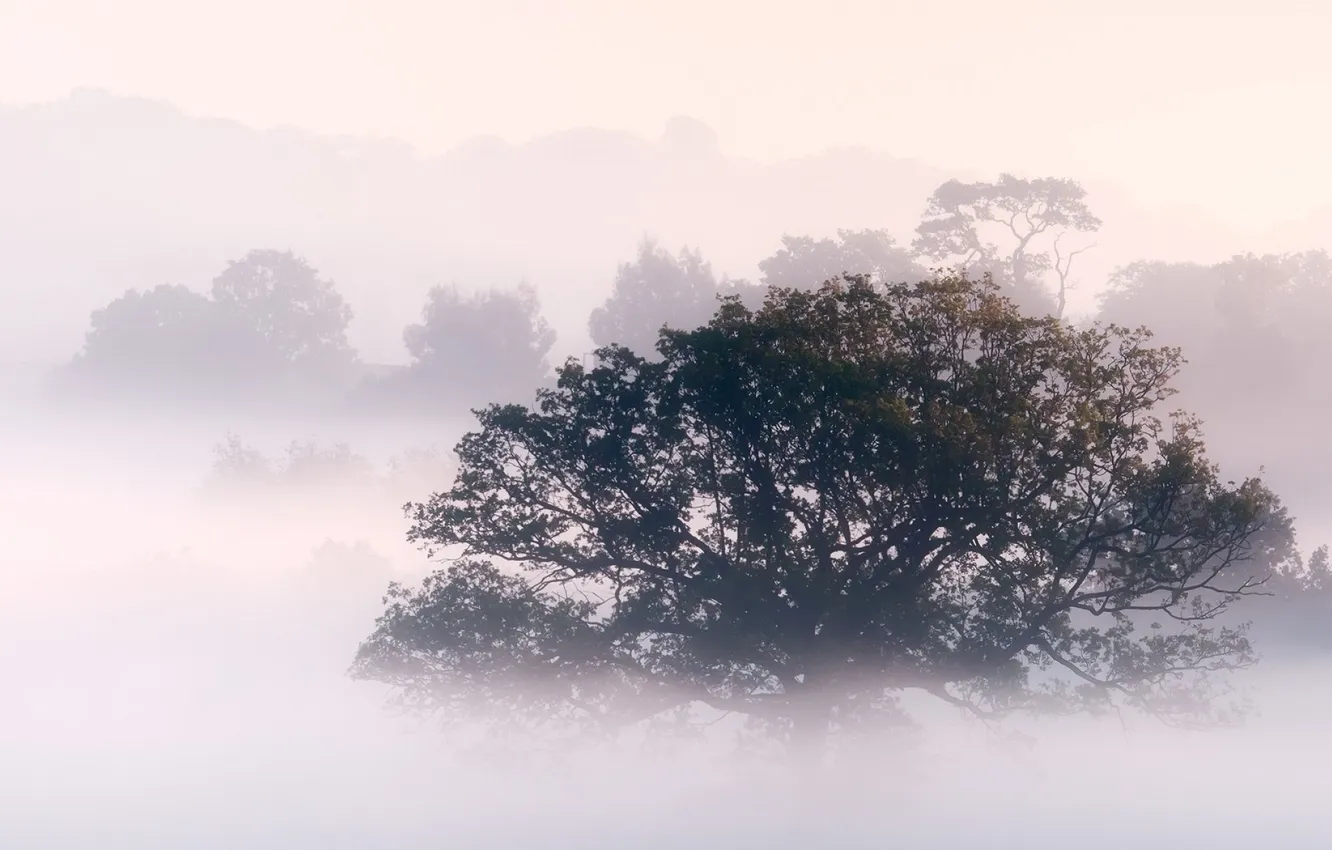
left=210, top=248, right=356, bottom=369
left=353, top=272, right=1294, bottom=754
left=914, top=174, right=1101, bottom=318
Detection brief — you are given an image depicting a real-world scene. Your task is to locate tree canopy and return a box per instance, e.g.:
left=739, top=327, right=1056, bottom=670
left=588, top=238, right=760, bottom=356
left=403, top=283, right=556, bottom=399
left=56, top=282, right=273, bottom=405
left=914, top=175, right=1101, bottom=318
left=758, top=229, right=924, bottom=292
left=352, top=273, right=1294, bottom=761
left=355, top=282, right=557, bottom=413
left=55, top=249, right=360, bottom=410
left=210, top=248, right=357, bottom=371
left=1097, top=251, right=1332, bottom=420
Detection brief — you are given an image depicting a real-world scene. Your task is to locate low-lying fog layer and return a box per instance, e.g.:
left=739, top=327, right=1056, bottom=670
left=4, top=411, right=1329, bottom=848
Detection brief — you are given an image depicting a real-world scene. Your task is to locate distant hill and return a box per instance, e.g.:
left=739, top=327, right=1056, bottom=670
left=0, top=88, right=1260, bottom=368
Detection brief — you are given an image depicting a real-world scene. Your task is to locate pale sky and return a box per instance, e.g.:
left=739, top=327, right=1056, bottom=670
left=2, top=0, right=1332, bottom=231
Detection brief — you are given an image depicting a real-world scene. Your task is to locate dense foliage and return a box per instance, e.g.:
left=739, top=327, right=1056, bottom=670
left=352, top=274, right=1295, bottom=759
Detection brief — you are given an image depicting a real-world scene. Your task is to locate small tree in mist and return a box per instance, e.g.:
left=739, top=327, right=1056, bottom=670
left=53, top=283, right=274, bottom=406
left=914, top=175, right=1101, bottom=318
left=381, top=446, right=458, bottom=505
left=589, top=238, right=761, bottom=357
left=54, top=250, right=360, bottom=411
left=205, top=434, right=375, bottom=494
left=210, top=249, right=357, bottom=373
left=210, top=431, right=275, bottom=486
left=351, top=273, right=1295, bottom=764
left=366, top=282, right=557, bottom=412
left=1248, top=545, right=1332, bottom=656
left=205, top=434, right=454, bottom=506
left=759, top=229, right=924, bottom=292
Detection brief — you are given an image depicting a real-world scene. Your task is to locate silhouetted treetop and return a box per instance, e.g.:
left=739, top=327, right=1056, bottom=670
left=210, top=248, right=356, bottom=369
left=588, top=237, right=760, bottom=356
left=51, top=247, right=362, bottom=410
left=355, top=282, right=557, bottom=413
left=353, top=273, right=1294, bottom=761
left=1098, top=250, right=1332, bottom=416
left=56, top=283, right=272, bottom=402
left=403, top=283, right=555, bottom=379
left=758, top=228, right=924, bottom=292
left=55, top=249, right=360, bottom=411
left=914, top=175, right=1101, bottom=318
left=73, top=284, right=239, bottom=370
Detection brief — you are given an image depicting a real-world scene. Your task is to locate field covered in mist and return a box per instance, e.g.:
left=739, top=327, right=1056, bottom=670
left=12, top=29, right=1332, bottom=845
left=4, top=400, right=1331, bottom=849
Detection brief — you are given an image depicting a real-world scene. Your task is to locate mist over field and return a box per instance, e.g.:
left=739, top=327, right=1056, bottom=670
left=9, top=2, right=1332, bottom=847
left=5, top=407, right=1332, bottom=849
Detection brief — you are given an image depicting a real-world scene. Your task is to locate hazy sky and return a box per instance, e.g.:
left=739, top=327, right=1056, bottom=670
left=3, top=0, right=1331, bottom=230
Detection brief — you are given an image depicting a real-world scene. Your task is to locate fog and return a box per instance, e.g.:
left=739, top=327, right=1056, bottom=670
left=9, top=2, right=1332, bottom=846
left=1, top=403, right=1330, bottom=848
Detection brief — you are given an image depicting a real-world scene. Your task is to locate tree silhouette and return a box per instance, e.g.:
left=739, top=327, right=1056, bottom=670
left=588, top=238, right=759, bottom=357
left=914, top=175, right=1100, bottom=318
left=1098, top=252, right=1332, bottom=418
left=758, top=229, right=923, bottom=291
left=210, top=248, right=356, bottom=372
left=405, top=283, right=555, bottom=395
left=56, top=250, right=360, bottom=410
left=55, top=283, right=271, bottom=405
left=353, top=273, right=1293, bottom=764
left=359, top=282, right=556, bottom=414
left=1250, top=545, right=1332, bottom=657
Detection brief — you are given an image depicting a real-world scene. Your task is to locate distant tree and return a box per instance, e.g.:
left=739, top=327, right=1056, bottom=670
left=55, top=283, right=270, bottom=404
left=1096, top=260, right=1220, bottom=334
left=758, top=229, right=923, bottom=291
left=406, top=283, right=555, bottom=395
left=913, top=175, right=1101, bottom=318
left=280, top=439, right=377, bottom=489
left=209, top=249, right=357, bottom=373
left=1212, top=251, right=1332, bottom=384
left=209, top=431, right=275, bottom=487
left=56, top=250, right=360, bottom=410
left=589, top=238, right=760, bottom=356
left=1097, top=252, right=1332, bottom=417
left=352, top=273, right=1293, bottom=765
left=204, top=434, right=376, bottom=494
left=1249, top=545, right=1332, bottom=657
left=360, top=283, right=557, bottom=414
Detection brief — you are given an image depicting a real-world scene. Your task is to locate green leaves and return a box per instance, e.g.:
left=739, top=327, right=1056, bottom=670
left=358, top=272, right=1296, bottom=751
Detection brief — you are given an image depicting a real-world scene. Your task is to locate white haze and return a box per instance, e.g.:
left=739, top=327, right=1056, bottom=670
left=0, top=88, right=1314, bottom=372
left=6, top=8, right=1332, bottom=841
left=3, top=404, right=1331, bottom=849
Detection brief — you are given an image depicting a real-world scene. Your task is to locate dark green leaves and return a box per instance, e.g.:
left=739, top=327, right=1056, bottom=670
left=358, top=272, right=1296, bottom=749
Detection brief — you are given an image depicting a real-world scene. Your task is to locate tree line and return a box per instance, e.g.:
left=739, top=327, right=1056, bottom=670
left=47, top=173, right=1108, bottom=416
left=52, top=170, right=1332, bottom=444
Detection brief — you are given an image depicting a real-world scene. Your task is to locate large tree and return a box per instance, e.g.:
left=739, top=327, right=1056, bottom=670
left=914, top=175, right=1101, bottom=318
left=353, top=274, right=1294, bottom=764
